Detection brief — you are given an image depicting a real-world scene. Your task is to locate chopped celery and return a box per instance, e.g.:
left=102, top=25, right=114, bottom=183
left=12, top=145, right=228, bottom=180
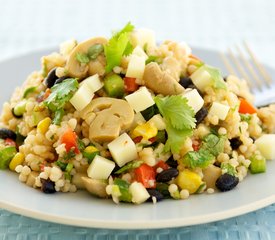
left=0, top=146, right=17, bottom=169
left=104, top=74, right=125, bottom=98
left=249, top=154, right=266, bottom=174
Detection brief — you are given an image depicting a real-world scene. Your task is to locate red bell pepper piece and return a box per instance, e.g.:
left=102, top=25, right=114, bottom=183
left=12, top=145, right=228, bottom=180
left=154, top=160, right=169, bottom=171
left=124, top=77, right=139, bottom=93
left=60, top=128, right=80, bottom=154
left=134, top=163, right=156, bottom=188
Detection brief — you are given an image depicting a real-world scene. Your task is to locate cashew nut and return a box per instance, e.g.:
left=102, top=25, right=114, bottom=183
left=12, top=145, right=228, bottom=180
left=66, top=37, right=108, bottom=79
left=143, top=62, right=184, bottom=96
left=81, top=177, right=108, bottom=198
left=80, top=97, right=134, bottom=143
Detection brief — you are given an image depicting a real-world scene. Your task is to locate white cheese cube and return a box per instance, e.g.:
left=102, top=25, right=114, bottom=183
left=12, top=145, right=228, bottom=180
left=208, top=102, right=230, bottom=120
left=129, top=181, right=150, bottom=204
left=190, top=67, right=212, bottom=92
left=70, top=85, right=94, bottom=111
left=182, top=89, right=204, bottom=113
left=130, top=28, right=156, bottom=49
left=108, top=133, right=138, bottom=167
left=87, top=155, right=115, bottom=180
left=148, top=114, right=166, bottom=130
left=125, top=86, right=155, bottom=112
left=83, top=74, right=103, bottom=93
left=126, top=55, right=146, bottom=79
left=255, top=134, right=275, bottom=160
left=132, top=46, right=148, bottom=60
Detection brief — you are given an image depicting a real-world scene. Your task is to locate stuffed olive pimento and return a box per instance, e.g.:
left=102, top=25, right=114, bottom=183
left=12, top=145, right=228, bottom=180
left=0, top=22, right=275, bottom=204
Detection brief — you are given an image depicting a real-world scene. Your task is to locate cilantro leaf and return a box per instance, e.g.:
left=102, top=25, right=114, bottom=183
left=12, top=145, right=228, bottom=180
left=88, top=44, right=104, bottom=60
left=221, top=162, right=237, bottom=176
left=240, top=113, right=251, bottom=123
left=44, top=78, right=78, bottom=124
left=201, top=65, right=227, bottom=90
left=104, top=22, right=134, bottom=73
left=76, top=53, right=90, bottom=64
left=164, top=122, right=193, bottom=153
left=155, top=96, right=196, bottom=130
left=201, top=133, right=226, bottom=157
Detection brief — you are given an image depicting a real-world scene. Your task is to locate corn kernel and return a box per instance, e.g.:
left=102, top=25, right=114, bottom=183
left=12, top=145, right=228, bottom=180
left=37, top=117, right=52, bottom=134
left=176, top=169, right=202, bottom=194
left=84, top=146, right=98, bottom=154
left=132, top=122, right=158, bottom=140
left=9, top=153, right=25, bottom=171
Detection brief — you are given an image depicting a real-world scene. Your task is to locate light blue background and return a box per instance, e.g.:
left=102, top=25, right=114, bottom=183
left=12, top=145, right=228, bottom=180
left=0, top=0, right=275, bottom=239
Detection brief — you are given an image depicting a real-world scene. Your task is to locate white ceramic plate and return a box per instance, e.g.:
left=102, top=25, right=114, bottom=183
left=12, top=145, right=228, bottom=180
left=0, top=48, right=275, bottom=229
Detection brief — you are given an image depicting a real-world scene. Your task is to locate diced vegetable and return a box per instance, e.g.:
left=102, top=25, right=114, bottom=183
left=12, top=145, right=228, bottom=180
left=23, top=86, right=36, bottom=98
left=9, top=152, right=24, bottom=171
left=60, top=128, right=79, bottom=154
left=104, top=74, right=125, bottom=98
left=255, top=134, right=275, bottom=160
left=208, top=102, right=230, bottom=120
left=32, top=111, right=45, bottom=126
left=154, top=160, right=169, bottom=171
left=83, top=145, right=99, bottom=163
left=238, top=98, right=257, bottom=114
left=220, top=162, right=237, bottom=176
left=115, top=160, right=143, bottom=174
left=249, top=154, right=266, bottom=174
left=134, top=163, right=156, bottom=188
left=129, top=181, right=150, bottom=204
left=12, top=100, right=27, bottom=118
left=125, top=86, right=155, bottom=112
left=0, top=146, right=17, bottom=169
left=113, top=178, right=132, bottom=202
left=126, top=55, right=146, bottom=79
left=176, top=169, right=202, bottom=194
left=140, top=104, right=159, bottom=121
left=69, top=84, right=94, bottom=111
left=107, top=133, right=138, bottom=167
left=182, top=89, right=204, bottom=113
left=182, top=150, right=214, bottom=169
left=81, top=74, right=104, bottom=93
left=148, top=114, right=166, bottom=131
left=124, top=77, right=139, bottom=93
left=87, top=155, right=115, bottom=180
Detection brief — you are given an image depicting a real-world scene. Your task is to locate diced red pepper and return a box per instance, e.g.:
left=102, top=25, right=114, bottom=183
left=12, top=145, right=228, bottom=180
left=154, top=160, right=169, bottom=171
left=133, top=136, right=143, bottom=144
left=134, top=164, right=156, bottom=188
left=4, top=138, right=16, bottom=147
left=60, top=128, right=80, bottom=154
left=124, top=77, right=139, bottom=93
left=148, top=137, right=156, bottom=143
left=238, top=98, right=257, bottom=114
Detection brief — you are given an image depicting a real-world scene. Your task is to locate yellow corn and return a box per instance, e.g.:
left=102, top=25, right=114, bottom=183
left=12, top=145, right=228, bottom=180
left=132, top=122, right=158, bottom=140
left=37, top=117, right=51, bottom=134
left=176, top=169, right=202, bottom=194
left=84, top=146, right=98, bottom=154
left=9, top=152, right=25, bottom=171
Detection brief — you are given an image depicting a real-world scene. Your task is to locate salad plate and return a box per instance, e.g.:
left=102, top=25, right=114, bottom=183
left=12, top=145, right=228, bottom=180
left=0, top=47, right=275, bottom=229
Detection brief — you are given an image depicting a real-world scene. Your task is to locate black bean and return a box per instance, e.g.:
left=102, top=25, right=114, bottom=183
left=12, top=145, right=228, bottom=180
left=179, top=77, right=193, bottom=88
left=195, top=107, right=208, bottom=124
left=44, top=68, right=58, bottom=88
left=166, top=157, right=178, bottom=168
left=146, top=189, right=164, bottom=202
left=41, top=179, right=56, bottom=194
left=156, top=168, right=179, bottom=183
left=215, top=173, right=239, bottom=192
left=0, top=128, right=17, bottom=140
left=55, top=76, right=68, bottom=84
left=230, top=137, right=242, bottom=150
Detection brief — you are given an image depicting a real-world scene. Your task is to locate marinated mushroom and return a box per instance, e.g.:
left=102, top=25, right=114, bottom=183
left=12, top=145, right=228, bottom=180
left=143, top=62, right=184, bottom=96
left=80, top=97, right=134, bottom=143
left=66, top=37, right=108, bottom=79
left=81, top=177, right=108, bottom=198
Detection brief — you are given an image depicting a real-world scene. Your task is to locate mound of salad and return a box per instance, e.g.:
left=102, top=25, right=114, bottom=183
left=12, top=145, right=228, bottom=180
left=0, top=22, right=275, bottom=204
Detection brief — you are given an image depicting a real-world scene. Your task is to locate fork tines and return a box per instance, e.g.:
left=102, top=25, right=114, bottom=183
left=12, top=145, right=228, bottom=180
left=220, top=41, right=272, bottom=92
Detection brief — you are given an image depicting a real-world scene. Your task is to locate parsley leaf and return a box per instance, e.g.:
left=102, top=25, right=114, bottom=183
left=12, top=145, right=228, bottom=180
left=155, top=95, right=196, bottom=153
left=155, top=96, right=196, bottom=130
left=44, top=78, right=78, bottom=124
left=201, top=65, right=227, bottom=90
left=76, top=53, right=90, bottom=64
left=104, top=22, right=134, bottom=73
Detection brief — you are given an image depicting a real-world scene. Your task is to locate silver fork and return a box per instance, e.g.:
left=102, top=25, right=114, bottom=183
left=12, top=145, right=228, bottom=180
left=220, top=42, right=275, bottom=107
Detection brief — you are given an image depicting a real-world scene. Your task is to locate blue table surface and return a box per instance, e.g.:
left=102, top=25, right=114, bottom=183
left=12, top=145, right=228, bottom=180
left=0, top=0, right=275, bottom=239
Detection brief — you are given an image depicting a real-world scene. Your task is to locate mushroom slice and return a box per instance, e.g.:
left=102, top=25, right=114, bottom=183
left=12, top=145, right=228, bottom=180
left=80, top=97, right=134, bottom=143
left=143, top=62, right=184, bottom=96
left=81, top=177, right=108, bottom=198
left=66, top=37, right=108, bottom=79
